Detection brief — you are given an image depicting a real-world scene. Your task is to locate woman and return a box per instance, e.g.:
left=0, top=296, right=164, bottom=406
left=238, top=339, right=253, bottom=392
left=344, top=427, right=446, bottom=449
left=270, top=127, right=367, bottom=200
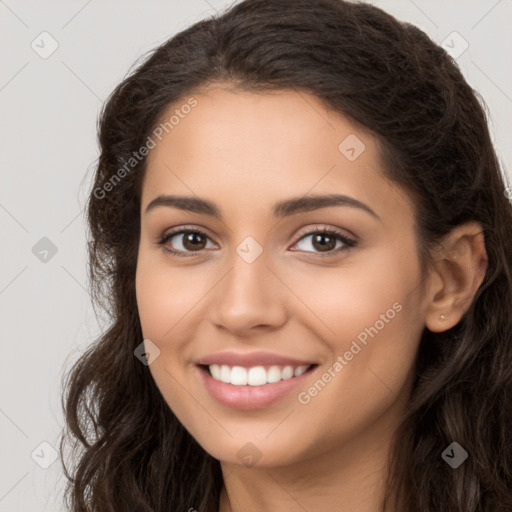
left=59, top=0, right=512, bottom=510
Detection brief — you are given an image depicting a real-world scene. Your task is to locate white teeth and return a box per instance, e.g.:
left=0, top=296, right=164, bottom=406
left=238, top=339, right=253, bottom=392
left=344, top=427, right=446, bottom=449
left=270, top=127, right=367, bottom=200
left=208, top=364, right=311, bottom=386
left=281, top=366, right=294, bottom=380
left=294, top=365, right=308, bottom=377
left=231, top=366, right=247, bottom=385
left=248, top=366, right=267, bottom=386
left=267, top=366, right=282, bottom=383
left=210, top=364, right=221, bottom=380
left=220, top=365, right=231, bottom=383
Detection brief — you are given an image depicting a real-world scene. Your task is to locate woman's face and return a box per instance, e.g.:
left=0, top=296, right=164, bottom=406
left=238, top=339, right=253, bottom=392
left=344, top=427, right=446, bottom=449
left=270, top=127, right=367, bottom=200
left=136, top=85, right=429, bottom=468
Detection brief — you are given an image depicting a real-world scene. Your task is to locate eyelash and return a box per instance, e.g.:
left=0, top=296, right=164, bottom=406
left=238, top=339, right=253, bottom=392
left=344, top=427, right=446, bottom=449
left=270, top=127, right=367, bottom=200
left=156, top=225, right=357, bottom=259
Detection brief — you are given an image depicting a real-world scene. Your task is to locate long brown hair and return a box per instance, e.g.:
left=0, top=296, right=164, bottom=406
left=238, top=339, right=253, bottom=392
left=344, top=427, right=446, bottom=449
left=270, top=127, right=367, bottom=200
left=59, top=0, right=512, bottom=510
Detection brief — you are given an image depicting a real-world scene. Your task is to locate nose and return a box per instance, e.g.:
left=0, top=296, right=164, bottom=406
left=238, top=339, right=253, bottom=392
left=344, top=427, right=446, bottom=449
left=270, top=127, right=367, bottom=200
left=210, top=248, right=288, bottom=335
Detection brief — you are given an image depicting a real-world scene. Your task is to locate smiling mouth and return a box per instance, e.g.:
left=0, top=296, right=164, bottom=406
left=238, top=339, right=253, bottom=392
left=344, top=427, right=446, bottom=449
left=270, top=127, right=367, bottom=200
left=199, top=363, right=318, bottom=386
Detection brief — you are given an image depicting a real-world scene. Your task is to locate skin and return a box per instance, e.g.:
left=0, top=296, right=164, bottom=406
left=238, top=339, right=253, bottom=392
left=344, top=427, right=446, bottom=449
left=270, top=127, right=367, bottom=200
left=135, top=84, right=488, bottom=512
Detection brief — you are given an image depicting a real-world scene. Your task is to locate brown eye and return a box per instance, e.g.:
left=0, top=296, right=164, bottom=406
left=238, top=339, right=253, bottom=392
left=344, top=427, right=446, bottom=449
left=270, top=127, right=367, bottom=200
left=158, top=228, right=215, bottom=257
left=157, top=226, right=356, bottom=258
left=311, top=233, right=338, bottom=252
left=181, top=232, right=207, bottom=251
left=291, top=228, right=356, bottom=256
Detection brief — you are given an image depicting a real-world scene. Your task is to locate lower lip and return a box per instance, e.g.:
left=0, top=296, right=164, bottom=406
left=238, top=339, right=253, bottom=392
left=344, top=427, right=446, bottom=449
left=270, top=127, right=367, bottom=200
left=198, top=365, right=317, bottom=410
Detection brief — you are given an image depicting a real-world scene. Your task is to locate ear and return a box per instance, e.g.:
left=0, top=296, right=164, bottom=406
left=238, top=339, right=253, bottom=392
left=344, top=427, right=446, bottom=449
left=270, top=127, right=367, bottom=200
left=424, top=221, right=488, bottom=333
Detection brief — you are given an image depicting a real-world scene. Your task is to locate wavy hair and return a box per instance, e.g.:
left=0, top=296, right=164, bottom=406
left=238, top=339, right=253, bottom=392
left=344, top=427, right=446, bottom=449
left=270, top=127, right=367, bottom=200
left=59, top=0, right=512, bottom=510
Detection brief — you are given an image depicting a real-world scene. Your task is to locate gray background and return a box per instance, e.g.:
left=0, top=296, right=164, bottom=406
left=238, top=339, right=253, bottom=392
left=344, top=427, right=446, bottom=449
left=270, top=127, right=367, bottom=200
left=1, top=0, right=511, bottom=510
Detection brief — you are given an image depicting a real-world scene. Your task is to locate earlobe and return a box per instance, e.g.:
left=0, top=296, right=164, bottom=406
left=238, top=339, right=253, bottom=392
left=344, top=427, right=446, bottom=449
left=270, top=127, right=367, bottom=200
left=424, top=222, right=488, bottom=333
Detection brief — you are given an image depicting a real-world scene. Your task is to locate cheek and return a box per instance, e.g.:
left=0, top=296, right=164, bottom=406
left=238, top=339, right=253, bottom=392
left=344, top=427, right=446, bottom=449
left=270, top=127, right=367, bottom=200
left=135, top=252, right=203, bottom=420
left=280, top=240, right=422, bottom=347
left=331, top=242, right=424, bottom=368
left=290, top=260, right=423, bottom=457
left=135, top=248, right=211, bottom=342
left=287, top=240, right=424, bottom=421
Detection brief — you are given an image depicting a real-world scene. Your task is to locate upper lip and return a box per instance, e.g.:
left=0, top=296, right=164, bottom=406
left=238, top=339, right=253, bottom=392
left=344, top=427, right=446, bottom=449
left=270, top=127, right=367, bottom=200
left=196, top=351, right=316, bottom=367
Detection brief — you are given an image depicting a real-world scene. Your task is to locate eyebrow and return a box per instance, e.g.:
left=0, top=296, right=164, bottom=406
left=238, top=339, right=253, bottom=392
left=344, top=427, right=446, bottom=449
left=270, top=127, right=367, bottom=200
left=145, top=193, right=380, bottom=220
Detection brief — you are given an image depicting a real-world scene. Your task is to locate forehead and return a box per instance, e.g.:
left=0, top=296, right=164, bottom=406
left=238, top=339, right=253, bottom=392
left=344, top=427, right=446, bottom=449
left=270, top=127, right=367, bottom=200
left=140, top=86, right=414, bottom=226
left=146, top=86, right=369, bottom=171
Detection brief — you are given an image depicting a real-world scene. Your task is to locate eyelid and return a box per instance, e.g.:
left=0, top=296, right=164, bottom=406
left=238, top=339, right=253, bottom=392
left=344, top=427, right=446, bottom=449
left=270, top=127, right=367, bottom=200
left=157, top=224, right=357, bottom=258
left=294, top=224, right=357, bottom=243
